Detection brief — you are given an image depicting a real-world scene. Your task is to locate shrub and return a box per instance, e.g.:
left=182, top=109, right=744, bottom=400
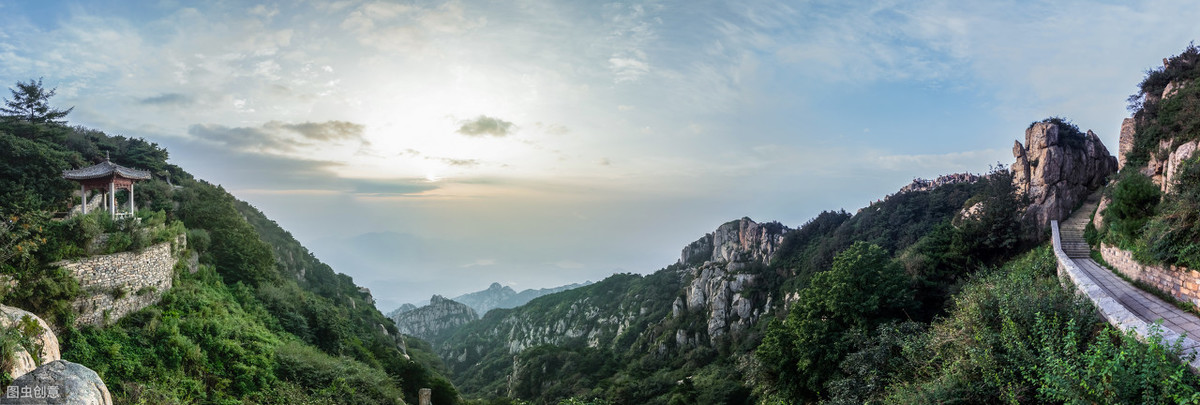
left=756, top=242, right=914, bottom=402
left=1139, top=155, right=1200, bottom=267
left=1104, top=170, right=1161, bottom=248
left=186, top=228, right=210, bottom=253
left=274, top=341, right=404, bottom=404
left=103, top=232, right=132, bottom=254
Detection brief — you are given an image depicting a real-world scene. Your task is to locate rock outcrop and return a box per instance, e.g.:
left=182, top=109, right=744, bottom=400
left=1012, top=121, right=1118, bottom=229
left=1142, top=138, right=1200, bottom=194
left=680, top=217, right=788, bottom=266
left=677, top=263, right=770, bottom=343
left=385, top=303, right=418, bottom=319
left=674, top=217, right=784, bottom=344
left=1119, top=118, right=1136, bottom=170
left=0, top=306, right=60, bottom=380
left=3, top=360, right=112, bottom=404
left=390, top=295, right=478, bottom=342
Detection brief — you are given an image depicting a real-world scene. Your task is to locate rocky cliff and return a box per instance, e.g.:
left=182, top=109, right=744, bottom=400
left=390, top=295, right=479, bottom=341
left=385, top=303, right=418, bottom=319
left=679, top=217, right=788, bottom=266
left=1123, top=77, right=1200, bottom=194
left=1012, top=119, right=1117, bottom=228
left=439, top=217, right=786, bottom=395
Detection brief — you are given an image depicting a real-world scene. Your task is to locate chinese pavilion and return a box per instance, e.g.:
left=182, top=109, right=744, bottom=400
left=62, top=154, right=152, bottom=218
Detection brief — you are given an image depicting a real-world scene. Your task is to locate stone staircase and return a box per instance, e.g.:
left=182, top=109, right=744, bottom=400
left=1059, top=193, right=1100, bottom=258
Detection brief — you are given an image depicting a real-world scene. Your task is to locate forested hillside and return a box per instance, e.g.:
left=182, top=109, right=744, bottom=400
left=434, top=45, right=1200, bottom=405
left=0, top=81, right=457, bottom=404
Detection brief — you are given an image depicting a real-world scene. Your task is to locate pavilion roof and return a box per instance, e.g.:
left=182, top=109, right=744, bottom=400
left=62, top=159, right=152, bottom=181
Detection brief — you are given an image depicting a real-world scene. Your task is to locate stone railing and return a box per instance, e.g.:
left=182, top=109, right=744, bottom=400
left=55, top=234, right=185, bottom=327
left=1051, top=221, right=1200, bottom=369
left=1099, top=243, right=1200, bottom=307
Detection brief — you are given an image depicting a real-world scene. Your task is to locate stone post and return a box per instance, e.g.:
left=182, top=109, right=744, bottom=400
left=129, top=182, right=135, bottom=215
left=81, top=184, right=87, bottom=214
left=419, top=388, right=431, bottom=405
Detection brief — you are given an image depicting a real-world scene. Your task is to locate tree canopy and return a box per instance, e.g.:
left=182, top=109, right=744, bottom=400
left=2, top=78, right=73, bottom=125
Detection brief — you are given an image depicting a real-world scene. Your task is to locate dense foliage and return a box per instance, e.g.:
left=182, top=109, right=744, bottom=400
left=756, top=242, right=914, bottom=401
left=886, top=246, right=1200, bottom=404
left=0, top=83, right=457, bottom=403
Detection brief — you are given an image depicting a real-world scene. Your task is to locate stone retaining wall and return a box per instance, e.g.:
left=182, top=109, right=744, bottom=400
left=55, top=234, right=184, bottom=327
left=1050, top=221, right=1200, bottom=370
left=1099, top=242, right=1200, bottom=307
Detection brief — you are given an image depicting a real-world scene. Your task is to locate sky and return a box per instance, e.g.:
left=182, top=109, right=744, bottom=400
left=1, top=0, right=1198, bottom=310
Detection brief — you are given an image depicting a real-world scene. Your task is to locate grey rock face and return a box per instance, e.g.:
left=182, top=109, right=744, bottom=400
left=680, top=262, right=765, bottom=343
left=675, top=217, right=784, bottom=344
left=390, top=295, right=478, bottom=342
left=678, top=234, right=713, bottom=265
left=1118, top=118, right=1136, bottom=170
left=681, top=217, right=787, bottom=267
left=3, top=360, right=112, bottom=404
left=1012, top=122, right=1117, bottom=229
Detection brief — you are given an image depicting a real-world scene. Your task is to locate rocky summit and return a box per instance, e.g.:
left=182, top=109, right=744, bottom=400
left=1012, top=120, right=1118, bottom=229
left=680, top=217, right=788, bottom=266
left=390, top=295, right=479, bottom=342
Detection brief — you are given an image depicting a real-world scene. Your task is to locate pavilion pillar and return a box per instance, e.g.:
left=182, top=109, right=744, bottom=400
left=129, top=183, right=135, bottom=215
left=109, top=181, right=116, bottom=217
left=81, top=185, right=87, bottom=214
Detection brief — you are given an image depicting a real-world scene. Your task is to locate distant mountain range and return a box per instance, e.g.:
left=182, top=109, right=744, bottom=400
left=452, top=281, right=593, bottom=315
left=386, top=280, right=592, bottom=319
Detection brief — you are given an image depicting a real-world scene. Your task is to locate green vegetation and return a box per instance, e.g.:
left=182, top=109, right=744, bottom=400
left=1099, top=43, right=1200, bottom=270
left=1141, top=154, right=1200, bottom=267
left=756, top=242, right=914, bottom=401
left=884, top=246, right=1200, bottom=404
left=0, top=80, right=457, bottom=403
left=1127, top=43, right=1200, bottom=167
left=1103, top=170, right=1162, bottom=248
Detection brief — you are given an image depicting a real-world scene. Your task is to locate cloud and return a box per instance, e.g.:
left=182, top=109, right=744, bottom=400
left=138, top=93, right=194, bottom=106
left=188, top=120, right=366, bottom=152
left=456, top=115, right=514, bottom=137
left=340, top=0, right=485, bottom=52
left=278, top=120, right=365, bottom=141
left=349, top=178, right=439, bottom=196
left=603, top=3, right=659, bottom=83
left=441, top=158, right=479, bottom=167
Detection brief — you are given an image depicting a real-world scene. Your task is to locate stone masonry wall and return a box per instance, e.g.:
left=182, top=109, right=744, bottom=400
left=1100, top=242, right=1200, bottom=307
left=55, top=234, right=184, bottom=327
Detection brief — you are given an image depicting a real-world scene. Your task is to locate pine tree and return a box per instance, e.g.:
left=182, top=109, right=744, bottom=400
left=1, top=78, right=73, bottom=124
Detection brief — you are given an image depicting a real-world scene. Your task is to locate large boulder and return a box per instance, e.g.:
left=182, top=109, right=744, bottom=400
left=1012, top=121, right=1118, bottom=229
left=0, top=305, right=60, bottom=380
left=2, top=360, right=112, bottom=404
